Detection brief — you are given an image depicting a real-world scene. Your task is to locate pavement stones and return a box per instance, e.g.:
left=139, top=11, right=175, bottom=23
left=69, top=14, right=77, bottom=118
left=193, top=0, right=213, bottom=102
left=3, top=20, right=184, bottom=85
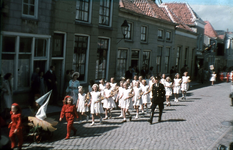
left=22, top=82, right=233, bottom=149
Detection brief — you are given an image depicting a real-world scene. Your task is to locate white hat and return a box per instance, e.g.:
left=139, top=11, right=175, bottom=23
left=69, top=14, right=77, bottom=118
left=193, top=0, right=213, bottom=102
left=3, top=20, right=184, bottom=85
left=72, top=72, right=80, bottom=78
left=92, top=84, right=98, bottom=88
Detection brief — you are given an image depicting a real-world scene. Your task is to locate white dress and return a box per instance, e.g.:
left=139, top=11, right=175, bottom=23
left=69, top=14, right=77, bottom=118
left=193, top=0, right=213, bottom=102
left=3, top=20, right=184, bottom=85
left=110, top=83, right=117, bottom=100
left=88, top=85, right=92, bottom=92
left=160, top=78, right=166, bottom=85
left=118, top=87, right=124, bottom=107
left=210, top=74, right=216, bottom=81
left=103, top=89, right=116, bottom=109
left=99, top=84, right=106, bottom=103
left=132, top=80, right=137, bottom=87
left=149, top=80, right=153, bottom=99
left=181, top=76, right=190, bottom=91
left=121, top=88, right=132, bottom=109
left=141, top=85, right=150, bottom=104
left=90, top=91, right=104, bottom=114
left=77, top=93, right=89, bottom=112
left=173, top=79, right=181, bottom=94
left=164, top=82, right=173, bottom=96
left=66, top=80, right=80, bottom=104
left=133, top=87, right=142, bottom=106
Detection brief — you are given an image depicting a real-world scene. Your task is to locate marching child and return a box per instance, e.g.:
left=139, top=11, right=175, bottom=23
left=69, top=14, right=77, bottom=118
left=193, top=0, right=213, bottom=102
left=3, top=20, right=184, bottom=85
left=103, top=82, right=116, bottom=119
left=132, top=75, right=138, bottom=87
left=164, top=77, right=173, bottom=106
left=181, top=72, right=190, bottom=100
left=76, top=86, right=89, bottom=123
left=9, top=103, right=23, bottom=149
left=141, top=80, right=150, bottom=113
left=59, top=96, right=78, bottom=139
left=173, top=73, right=182, bottom=102
left=88, top=84, right=104, bottom=126
left=126, top=79, right=132, bottom=89
left=132, top=81, right=142, bottom=119
left=110, top=77, right=117, bottom=100
left=210, top=71, right=217, bottom=85
left=116, top=81, right=124, bottom=117
left=160, top=74, right=166, bottom=85
left=120, top=82, right=133, bottom=122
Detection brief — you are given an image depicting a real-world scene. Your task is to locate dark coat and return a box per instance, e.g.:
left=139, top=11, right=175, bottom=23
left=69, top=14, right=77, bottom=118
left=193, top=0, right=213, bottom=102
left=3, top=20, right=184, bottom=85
left=44, top=70, right=57, bottom=90
left=125, top=70, right=132, bottom=80
left=151, top=83, right=165, bottom=103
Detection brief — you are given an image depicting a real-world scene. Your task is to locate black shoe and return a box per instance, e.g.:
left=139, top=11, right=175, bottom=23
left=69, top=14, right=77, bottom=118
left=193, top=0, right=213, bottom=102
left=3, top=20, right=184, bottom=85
left=147, top=119, right=152, bottom=124
left=129, top=116, right=132, bottom=121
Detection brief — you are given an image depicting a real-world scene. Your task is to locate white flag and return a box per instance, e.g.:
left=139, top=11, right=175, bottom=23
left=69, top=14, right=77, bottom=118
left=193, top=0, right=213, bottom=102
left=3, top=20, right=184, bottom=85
left=36, top=90, right=52, bottom=120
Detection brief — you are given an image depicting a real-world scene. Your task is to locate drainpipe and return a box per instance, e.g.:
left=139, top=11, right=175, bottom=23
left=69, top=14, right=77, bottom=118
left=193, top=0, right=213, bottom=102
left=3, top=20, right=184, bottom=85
left=0, top=0, right=3, bottom=76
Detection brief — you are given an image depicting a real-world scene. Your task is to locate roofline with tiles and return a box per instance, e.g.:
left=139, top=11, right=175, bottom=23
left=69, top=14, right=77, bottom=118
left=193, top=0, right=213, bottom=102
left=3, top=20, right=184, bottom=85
left=175, top=27, right=198, bottom=39
left=119, top=7, right=177, bottom=27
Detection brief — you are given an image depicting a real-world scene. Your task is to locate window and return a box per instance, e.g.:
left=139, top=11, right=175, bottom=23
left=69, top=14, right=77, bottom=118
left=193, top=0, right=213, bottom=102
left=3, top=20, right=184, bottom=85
left=143, top=51, right=150, bottom=68
left=73, top=35, right=88, bottom=81
left=165, top=47, right=170, bottom=73
left=124, top=23, right=132, bottom=39
left=176, top=47, right=181, bottom=70
left=117, top=49, right=128, bottom=78
left=96, top=38, right=109, bottom=80
left=166, top=31, right=171, bottom=41
left=76, top=0, right=90, bottom=22
left=158, top=29, right=163, bottom=39
left=157, top=47, right=162, bottom=73
left=141, top=26, right=147, bottom=41
left=1, top=34, right=50, bottom=91
left=22, top=0, right=38, bottom=19
left=52, top=33, right=64, bottom=57
left=184, top=47, right=188, bottom=65
left=34, top=39, right=47, bottom=57
left=99, top=0, right=111, bottom=26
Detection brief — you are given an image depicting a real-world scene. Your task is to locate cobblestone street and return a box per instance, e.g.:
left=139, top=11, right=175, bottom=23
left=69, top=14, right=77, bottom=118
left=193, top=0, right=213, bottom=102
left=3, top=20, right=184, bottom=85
left=23, top=82, right=233, bottom=149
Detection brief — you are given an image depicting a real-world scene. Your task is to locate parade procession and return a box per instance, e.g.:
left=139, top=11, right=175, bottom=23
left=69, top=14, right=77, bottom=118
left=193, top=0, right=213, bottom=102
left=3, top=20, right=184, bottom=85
left=1, top=0, right=233, bottom=149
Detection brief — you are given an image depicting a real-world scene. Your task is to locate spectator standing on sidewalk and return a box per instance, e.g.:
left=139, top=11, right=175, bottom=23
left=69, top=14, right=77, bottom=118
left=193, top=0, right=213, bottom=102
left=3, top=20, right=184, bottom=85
left=125, top=66, right=132, bottom=80
left=39, top=71, right=46, bottom=96
left=2, top=73, right=13, bottom=113
left=31, top=68, right=40, bottom=106
left=66, top=72, right=80, bottom=105
left=44, top=66, right=58, bottom=104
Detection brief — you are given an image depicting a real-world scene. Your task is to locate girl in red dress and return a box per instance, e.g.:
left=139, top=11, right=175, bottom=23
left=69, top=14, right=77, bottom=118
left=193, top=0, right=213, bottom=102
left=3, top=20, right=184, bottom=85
left=9, top=103, right=23, bottom=149
left=59, top=96, right=79, bottom=139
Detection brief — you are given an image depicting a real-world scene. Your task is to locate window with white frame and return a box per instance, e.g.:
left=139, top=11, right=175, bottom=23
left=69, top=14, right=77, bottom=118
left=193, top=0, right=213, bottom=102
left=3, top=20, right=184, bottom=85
left=158, top=29, right=163, bottom=39
left=117, top=49, right=128, bottom=78
left=166, top=31, right=171, bottom=41
left=76, top=0, right=90, bottom=22
left=143, top=51, right=150, bottom=68
left=157, top=47, right=162, bottom=73
left=141, top=26, right=147, bottom=41
left=22, top=0, right=38, bottom=19
left=1, top=34, right=49, bottom=90
left=176, top=47, right=181, bottom=69
left=99, top=0, right=111, bottom=26
left=96, top=38, right=109, bottom=80
left=73, top=35, right=88, bottom=81
left=124, top=23, right=132, bottom=39
left=165, top=47, right=170, bottom=73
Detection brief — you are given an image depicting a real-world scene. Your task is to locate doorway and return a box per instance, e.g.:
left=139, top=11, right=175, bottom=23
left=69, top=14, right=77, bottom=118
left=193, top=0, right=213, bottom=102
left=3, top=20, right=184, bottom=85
left=51, top=60, right=63, bottom=99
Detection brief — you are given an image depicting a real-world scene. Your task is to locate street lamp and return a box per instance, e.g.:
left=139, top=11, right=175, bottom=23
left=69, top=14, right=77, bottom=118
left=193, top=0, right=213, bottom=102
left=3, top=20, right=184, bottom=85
left=121, top=20, right=129, bottom=39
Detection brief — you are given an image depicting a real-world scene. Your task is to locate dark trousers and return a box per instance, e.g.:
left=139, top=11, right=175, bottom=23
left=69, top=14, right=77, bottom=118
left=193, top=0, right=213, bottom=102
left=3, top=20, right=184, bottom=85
left=149, top=102, right=164, bottom=122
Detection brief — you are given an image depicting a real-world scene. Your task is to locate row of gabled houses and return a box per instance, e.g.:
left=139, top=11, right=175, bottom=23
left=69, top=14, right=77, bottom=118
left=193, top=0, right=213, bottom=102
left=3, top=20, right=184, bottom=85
left=0, top=0, right=231, bottom=104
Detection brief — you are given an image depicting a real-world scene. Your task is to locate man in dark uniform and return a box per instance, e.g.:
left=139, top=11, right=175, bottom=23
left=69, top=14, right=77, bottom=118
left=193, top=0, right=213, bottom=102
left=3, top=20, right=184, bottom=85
left=148, top=76, right=165, bottom=124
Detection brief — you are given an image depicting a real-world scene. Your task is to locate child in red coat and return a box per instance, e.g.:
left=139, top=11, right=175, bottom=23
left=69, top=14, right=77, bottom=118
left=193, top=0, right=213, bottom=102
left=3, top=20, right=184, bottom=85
left=9, top=103, right=23, bottom=149
left=59, top=96, right=79, bottom=139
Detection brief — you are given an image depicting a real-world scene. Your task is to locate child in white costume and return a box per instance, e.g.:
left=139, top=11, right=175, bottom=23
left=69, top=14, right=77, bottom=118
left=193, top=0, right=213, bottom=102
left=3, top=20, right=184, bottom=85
left=132, top=75, right=138, bottom=87
left=103, top=82, right=116, bottom=119
left=160, top=74, right=166, bottom=85
left=88, top=84, right=104, bottom=126
left=173, top=73, right=181, bottom=102
left=76, top=86, right=89, bottom=123
left=181, top=72, right=190, bottom=100
left=110, top=77, right=117, bottom=100
left=210, top=71, right=216, bottom=85
left=120, top=82, right=133, bottom=122
left=116, top=81, right=124, bottom=117
left=132, top=81, right=142, bottom=119
left=164, top=77, right=172, bottom=106
left=141, top=80, right=150, bottom=113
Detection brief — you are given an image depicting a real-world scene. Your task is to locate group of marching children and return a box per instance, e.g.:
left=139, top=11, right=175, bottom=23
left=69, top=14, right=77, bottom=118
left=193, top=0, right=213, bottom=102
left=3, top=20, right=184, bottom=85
left=160, top=72, right=190, bottom=106
left=59, top=73, right=190, bottom=138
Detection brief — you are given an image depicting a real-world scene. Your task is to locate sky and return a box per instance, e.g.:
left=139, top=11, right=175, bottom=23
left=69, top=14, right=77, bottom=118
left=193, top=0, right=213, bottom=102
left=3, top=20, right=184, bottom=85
left=162, top=0, right=233, bottom=32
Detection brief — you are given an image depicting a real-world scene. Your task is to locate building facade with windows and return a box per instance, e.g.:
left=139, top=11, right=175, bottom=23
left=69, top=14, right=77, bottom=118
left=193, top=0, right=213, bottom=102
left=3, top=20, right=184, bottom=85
left=53, top=0, right=119, bottom=95
left=117, top=0, right=176, bottom=79
left=1, top=0, right=54, bottom=104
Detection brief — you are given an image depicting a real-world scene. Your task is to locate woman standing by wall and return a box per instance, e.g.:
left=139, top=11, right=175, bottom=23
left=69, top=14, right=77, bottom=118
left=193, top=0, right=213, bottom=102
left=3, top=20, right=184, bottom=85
left=2, top=73, right=13, bottom=110
left=66, top=72, right=80, bottom=105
